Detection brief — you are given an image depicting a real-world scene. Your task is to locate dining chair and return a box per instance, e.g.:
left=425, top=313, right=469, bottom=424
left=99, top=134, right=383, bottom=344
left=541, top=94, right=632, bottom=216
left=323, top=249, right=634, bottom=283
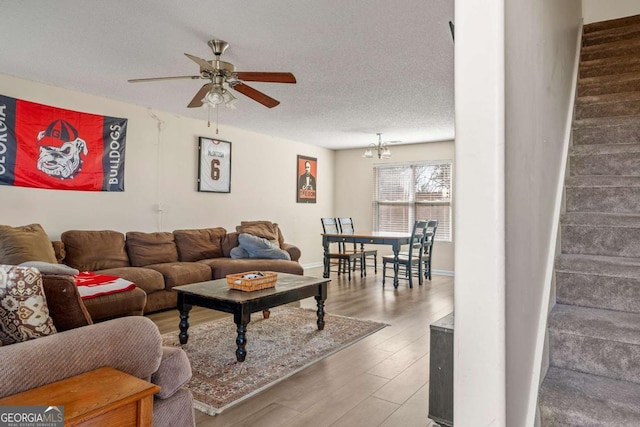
left=382, top=220, right=429, bottom=288
left=421, top=220, right=439, bottom=280
left=320, top=218, right=363, bottom=281
left=337, top=217, right=377, bottom=275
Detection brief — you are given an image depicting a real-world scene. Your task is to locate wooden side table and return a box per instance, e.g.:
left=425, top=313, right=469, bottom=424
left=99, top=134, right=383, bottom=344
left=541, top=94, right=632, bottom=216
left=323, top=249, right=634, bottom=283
left=0, top=366, right=160, bottom=426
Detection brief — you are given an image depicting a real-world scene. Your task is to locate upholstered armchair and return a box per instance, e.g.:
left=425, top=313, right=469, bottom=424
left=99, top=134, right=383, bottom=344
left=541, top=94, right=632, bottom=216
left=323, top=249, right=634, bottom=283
left=0, top=265, right=195, bottom=427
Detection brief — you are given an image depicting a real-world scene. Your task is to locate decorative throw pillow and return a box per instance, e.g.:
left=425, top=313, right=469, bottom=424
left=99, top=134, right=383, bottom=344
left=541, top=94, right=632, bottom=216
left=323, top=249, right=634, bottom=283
left=0, top=224, right=57, bottom=265
left=19, top=261, right=79, bottom=276
left=230, top=246, right=250, bottom=259
left=237, top=233, right=291, bottom=260
left=237, top=221, right=284, bottom=247
left=0, top=265, right=57, bottom=345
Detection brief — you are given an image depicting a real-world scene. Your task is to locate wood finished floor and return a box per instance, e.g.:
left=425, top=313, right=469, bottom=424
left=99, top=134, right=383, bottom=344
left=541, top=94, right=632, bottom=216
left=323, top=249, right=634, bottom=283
left=147, top=266, right=454, bottom=427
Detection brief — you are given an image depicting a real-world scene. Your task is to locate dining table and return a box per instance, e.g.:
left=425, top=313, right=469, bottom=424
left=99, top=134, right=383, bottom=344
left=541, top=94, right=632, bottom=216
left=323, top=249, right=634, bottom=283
left=321, top=230, right=413, bottom=287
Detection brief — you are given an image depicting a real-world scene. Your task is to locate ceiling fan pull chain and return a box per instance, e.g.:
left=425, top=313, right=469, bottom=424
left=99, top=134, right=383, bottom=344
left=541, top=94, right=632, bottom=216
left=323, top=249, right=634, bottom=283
left=216, top=106, right=219, bottom=135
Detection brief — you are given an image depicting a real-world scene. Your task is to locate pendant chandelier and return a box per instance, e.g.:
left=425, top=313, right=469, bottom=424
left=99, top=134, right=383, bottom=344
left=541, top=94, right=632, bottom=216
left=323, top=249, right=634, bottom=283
left=362, top=133, right=391, bottom=159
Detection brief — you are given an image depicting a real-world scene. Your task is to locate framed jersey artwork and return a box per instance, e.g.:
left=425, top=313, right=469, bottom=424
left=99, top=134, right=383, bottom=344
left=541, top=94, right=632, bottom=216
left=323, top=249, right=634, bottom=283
left=198, top=137, right=231, bottom=193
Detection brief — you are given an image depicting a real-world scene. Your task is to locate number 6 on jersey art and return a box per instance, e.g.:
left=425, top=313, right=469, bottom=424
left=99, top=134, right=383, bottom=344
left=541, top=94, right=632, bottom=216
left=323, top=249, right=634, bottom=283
left=198, top=137, right=231, bottom=193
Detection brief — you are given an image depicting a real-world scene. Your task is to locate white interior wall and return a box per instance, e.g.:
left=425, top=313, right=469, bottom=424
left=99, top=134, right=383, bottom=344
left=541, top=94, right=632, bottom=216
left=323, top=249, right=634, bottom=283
left=504, top=1, right=582, bottom=426
left=0, top=74, right=334, bottom=267
left=334, top=141, right=455, bottom=273
left=454, top=0, right=506, bottom=425
left=582, top=0, right=640, bottom=23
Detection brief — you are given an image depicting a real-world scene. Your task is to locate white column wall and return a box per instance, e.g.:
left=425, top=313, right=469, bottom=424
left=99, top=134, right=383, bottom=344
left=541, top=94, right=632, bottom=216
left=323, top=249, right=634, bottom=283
left=454, top=0, right=506, bottom=425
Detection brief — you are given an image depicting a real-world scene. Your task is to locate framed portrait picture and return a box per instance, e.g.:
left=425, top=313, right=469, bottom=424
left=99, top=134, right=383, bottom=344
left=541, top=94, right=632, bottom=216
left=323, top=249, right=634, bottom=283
left=198, top=137, right=231, bottom=193
left=296, top=155, right=317, bottom=203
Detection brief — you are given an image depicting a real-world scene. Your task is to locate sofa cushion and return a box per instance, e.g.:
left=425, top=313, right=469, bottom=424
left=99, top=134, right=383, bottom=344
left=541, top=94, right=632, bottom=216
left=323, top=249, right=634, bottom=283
left=144, top=262, right=211, bottom=290
left=235, top=233, right=291, bottom=260
left=126, top=232, right=179, bottom=267
left=200, top=257, right=304, bottom=279
left=81, top=286, right=147, bottom=322
left=221, top=232, right=239, bottom=258
left=40, top=274, right=93, bottom=331
left=0, top=224, right=57, bottom=265
left=0, top=265, right=57, bottom=345
left=61, top=230, right=130, bottom=271
left=96, top=266, right=165, bottom=294
left=173, top=228, right=226, bottom=262
left=51, top=241, right=65, bottom=263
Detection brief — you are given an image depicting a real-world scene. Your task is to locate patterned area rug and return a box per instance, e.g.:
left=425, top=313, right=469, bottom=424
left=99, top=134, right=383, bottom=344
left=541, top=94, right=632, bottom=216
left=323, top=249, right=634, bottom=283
left=161, top=306, right=387, bottom=415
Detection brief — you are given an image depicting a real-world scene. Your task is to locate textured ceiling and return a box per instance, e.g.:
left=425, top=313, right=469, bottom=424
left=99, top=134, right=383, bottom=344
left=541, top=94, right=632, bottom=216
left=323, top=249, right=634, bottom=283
left=0, top=0, right=454, bottom=150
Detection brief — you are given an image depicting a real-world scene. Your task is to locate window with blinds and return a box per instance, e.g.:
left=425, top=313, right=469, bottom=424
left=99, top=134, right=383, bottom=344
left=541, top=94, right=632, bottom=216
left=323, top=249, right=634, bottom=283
left=373, top=161, right=452, bottom=241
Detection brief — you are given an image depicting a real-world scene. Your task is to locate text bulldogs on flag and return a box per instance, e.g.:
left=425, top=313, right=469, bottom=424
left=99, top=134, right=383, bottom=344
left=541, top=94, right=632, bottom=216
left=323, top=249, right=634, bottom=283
left=0, top=95, right=126, bottom=191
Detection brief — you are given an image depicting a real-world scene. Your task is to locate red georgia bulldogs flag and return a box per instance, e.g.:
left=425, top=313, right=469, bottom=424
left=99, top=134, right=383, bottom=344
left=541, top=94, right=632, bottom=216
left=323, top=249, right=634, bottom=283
left=0, top=95, right=126, bottom=191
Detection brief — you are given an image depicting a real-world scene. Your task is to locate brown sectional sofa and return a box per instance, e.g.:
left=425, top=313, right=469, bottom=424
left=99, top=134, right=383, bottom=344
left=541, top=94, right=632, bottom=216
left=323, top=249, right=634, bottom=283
left=56, top=223, right=303, bottom=321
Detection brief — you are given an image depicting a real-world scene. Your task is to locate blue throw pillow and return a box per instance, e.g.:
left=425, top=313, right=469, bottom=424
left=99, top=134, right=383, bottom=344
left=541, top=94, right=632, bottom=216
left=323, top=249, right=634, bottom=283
left=237, top=233, right=291, bottom=260
left=230, top=246, right=250, bottom=259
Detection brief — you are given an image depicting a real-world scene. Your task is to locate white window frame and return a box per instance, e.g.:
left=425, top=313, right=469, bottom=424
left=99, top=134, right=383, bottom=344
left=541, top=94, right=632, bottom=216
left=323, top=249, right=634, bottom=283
left=373, top=160, right=453, bottom=242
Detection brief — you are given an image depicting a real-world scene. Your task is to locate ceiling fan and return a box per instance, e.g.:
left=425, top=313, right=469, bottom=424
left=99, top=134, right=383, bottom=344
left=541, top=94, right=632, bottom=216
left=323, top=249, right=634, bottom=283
left=128, top=39, right=296, bottom=109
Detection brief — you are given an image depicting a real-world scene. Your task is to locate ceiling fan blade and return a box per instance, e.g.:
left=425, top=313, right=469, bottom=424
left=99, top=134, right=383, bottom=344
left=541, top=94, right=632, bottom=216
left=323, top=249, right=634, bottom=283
left=233, top=83, right=280, bottom=108
left=185, top=53, right=215, bottom=72
left=187, top=83, right=213, bottom=108
left=128, top=75, right=202, bottom=83
left=235, top=72, right=296, bottom=84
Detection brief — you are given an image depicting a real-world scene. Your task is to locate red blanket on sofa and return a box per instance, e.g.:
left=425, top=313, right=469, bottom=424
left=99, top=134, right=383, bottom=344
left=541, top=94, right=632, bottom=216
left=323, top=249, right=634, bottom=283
left=74, top=272, right=136, bottom=300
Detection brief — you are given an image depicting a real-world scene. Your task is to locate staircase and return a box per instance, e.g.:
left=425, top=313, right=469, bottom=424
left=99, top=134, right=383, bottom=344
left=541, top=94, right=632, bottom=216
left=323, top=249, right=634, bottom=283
left=539, top=14, right=640, bottom=426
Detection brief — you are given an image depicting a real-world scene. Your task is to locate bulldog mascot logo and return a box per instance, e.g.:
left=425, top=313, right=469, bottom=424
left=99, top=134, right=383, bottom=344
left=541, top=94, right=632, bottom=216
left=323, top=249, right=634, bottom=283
left=36, top=120, right=88, bottom=179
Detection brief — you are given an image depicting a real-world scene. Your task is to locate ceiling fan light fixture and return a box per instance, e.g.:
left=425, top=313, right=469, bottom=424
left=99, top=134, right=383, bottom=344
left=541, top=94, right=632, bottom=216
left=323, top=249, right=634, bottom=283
left=202, top=86, right=225, bottom=106
left=222, top=90, right=237, bottom=109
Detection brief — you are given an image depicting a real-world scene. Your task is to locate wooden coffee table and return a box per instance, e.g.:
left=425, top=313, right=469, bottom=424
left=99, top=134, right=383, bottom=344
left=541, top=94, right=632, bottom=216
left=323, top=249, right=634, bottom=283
left=174, top=273, right=330, bottom=362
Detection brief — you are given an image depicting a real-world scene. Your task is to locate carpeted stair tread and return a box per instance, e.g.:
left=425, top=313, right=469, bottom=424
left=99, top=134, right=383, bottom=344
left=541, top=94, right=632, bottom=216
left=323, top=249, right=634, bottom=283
left=576, top=93, right=640, bottom=119
left=556, top=254, right=640, bottom=277
left=582, top=23, right=640, bottom=47
left=556, top=270, right=640, bottom=314
left=579, top=70, right=640, bottom=86
left=566, top=186, right=640, bottom=214
left=566, top=176, right=640, bottom=187
left=569, top=145, right=640, bottom=175
left=570, top=142, right=640, bottom=155
left=562, top=212, right=640, bottom=227
left=580, top=37, right=640, bottom=62
left=549, top=305, right=640, bottom=383
left=573, top=115, right=640, bottom=129
left=583, top=14, right=640, bottom=34
left=580, top=58, right=640, bottom=78
left=578, top=91, right=640, bottom=106
left=580, top=54, right=640, bottom=75
left=550, top=304, right=640, bottom=345
left=561, top=214, right=640, bottom=257
left=540, top=367, right=640, bottom=426
left=578, top=72, right=640, bottom=97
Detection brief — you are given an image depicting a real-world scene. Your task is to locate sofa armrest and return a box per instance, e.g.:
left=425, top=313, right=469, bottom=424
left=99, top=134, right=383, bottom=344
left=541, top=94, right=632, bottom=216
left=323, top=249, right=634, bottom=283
left=282, top=243, right=301, bottom=262
left=41, top=274, right=93, bottom=331
left=0, top=316, right=163, bottom=399
left=152, top=347, right=192, bottom=399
